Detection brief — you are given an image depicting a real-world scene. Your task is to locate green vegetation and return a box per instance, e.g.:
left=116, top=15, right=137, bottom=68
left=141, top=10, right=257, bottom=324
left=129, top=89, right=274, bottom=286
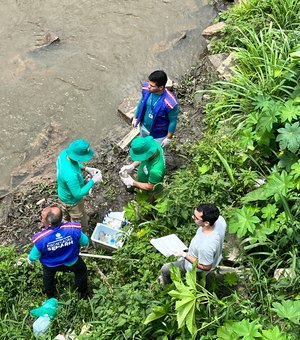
left=1, top=0, right=299, bottom=338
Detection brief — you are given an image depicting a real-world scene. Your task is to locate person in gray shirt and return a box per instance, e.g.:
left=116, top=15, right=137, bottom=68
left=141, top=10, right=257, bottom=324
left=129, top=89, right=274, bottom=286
left=160, top=203, right=227, bottom=288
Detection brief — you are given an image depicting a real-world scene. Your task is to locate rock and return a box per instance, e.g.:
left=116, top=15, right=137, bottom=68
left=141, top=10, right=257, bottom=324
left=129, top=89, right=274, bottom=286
left=218, top=266, right=251, bottom=278
left=208, top=53, right=229, bottom=69
left=10, top=171, right=29, bottom=188
left=216, top=53, right=236, bottom=81
left=151, top=30, right=187, bottom=54
left=274, top=268, right=296, bottom=281
left=35, top=32, right=60, bottom=49
left=0, top=194, right=13, bottom=225
left=36, top=198, right=46, bottom=206
left=202, top=22, right=226, bottom=39
left=224, top=246, right=240, bottom=263
left=0, top=187, right=10, bottom=199
left=117, top=97, right=139, bottom=124
left=166, top=78, right=174, bottom=90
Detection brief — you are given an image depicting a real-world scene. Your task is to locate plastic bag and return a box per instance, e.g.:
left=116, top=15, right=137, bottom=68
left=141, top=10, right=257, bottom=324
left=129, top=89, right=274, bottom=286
left=30, top=298, right=58, bottom=320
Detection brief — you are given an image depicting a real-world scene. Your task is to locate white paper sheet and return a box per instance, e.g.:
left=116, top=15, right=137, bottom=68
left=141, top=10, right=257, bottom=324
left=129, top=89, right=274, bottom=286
left=150, top=234, right=187, bottom=257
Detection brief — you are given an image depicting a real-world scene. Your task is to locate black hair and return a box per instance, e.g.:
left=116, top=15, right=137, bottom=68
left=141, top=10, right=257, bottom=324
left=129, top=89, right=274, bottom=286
left=46, top=207, right=63, bottom=226
left=148, top=70, right=168, bottom=87
left=196, top=203, right=220, bottom=226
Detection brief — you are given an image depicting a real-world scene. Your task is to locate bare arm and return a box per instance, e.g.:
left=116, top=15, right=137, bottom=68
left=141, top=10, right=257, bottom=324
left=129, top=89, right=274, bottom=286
left=132, top=179, right=155, bottom=191
left=184, top=253, right=212, bottom=271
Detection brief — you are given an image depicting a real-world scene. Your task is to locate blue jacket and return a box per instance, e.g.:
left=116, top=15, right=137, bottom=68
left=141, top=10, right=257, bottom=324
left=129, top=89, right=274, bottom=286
left=31, top=222, right=82, bottom=267
left=136, top=82, right=178, bottom=138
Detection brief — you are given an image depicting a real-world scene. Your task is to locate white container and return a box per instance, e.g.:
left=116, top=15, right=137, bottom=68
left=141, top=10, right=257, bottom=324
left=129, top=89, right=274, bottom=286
left=33, top=315, right=51, bottom=337
left=91, top=223, right=126, bottom=251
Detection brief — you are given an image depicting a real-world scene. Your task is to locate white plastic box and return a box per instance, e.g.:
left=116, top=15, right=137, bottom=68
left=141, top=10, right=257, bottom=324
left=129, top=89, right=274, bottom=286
left=91, top=223, right=127, bottom=251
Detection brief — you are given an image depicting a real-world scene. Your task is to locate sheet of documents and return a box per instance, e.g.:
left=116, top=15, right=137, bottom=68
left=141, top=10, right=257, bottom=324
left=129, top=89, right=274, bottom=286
left=150, top=234, right=187, bottom=257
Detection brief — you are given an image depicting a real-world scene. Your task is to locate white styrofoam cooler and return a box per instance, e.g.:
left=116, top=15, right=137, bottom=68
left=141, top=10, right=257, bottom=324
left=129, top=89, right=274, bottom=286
left=91, top=223, right=127, bottom=251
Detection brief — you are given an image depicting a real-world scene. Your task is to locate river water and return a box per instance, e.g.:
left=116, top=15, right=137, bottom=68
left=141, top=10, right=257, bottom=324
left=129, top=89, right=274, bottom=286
left=0, top=0, right=215, bottom=188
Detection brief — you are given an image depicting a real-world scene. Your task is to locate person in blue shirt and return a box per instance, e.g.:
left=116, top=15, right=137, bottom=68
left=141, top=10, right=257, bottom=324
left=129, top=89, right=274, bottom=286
left=132, top=70, right=179, bottom=148
left=28, top=205, right=89, bottom=299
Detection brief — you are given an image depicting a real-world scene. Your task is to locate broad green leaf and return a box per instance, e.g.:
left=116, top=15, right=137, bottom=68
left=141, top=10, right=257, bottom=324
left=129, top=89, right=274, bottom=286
left=175, top=298, right=195, bottom=328
left=291, top=160, right=300, bottom=189
left=224, top=272, right=238, bottom=287
left=232, top=319, right=261, bottom=338
left=261, top=204, right=278, bottom=220
left=257, top=130, right=275, bottom=147
left=175, top=295, right=195, bottom=306
left=170, top=264, right=183, bottom=284
left=185, top=303, right=197, bottom=337
left=276, top=122, right=300, bottom=153
left=239, top=128, right=256, bottom=151
left=256, top=108, right=278, bottom=133
left=264, top=171, right=294, bottom=200
left=244, top=171, right=294, bottom=203
left=143, top=306, right=169, bottom=325
left=261, top=326, right=288, bottom=340
left=278, top=151, right=299, bottom=171
left=185, top=266, right=197, bottom=291
left=252, top=227, right=267, bottom=242
left=242, top=187, right=267, bottom=202
left=198, top=164, right=211, bottom=174
left=272, top=300, right=300, bottom=324
left=291, top=160, right=300, bottom=180
left=279, top=100, right=300, bottom=123
left=169, top=287, right=193, bottom=300
left=229, top=206, right=261, bottom=237
left=155, top=199, right=170, bottom=214
left=217, top=321, right=237, bottom=340
left=217, top=320, right=261, bottom=339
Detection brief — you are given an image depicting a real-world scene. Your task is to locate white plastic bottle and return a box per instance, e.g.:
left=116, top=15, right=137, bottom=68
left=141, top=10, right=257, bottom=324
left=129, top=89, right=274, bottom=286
left=33, top=314, right=51, bottom=337
left=120, top=170, right=132, bottom=189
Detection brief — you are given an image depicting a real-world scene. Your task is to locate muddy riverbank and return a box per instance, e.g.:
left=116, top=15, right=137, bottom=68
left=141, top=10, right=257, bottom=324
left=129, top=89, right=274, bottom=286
left=0, top=0, right=232, bottom=249
left=0, top=53, right=218, bottom=249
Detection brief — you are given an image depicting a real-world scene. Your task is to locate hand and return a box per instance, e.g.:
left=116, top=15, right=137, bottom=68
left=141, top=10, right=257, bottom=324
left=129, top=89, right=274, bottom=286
left=119, top=164, right=135, bottom=174
left=92, top=171, right=103, bottom=183
left=85, top=167, right=101, bottom=176
left=173, top=250, right=187, bottom=259
left=161, top=137, right=172, bottom=148
left=120, top=175, right=134, bottom=187
left=132, top=117, right=138, bottom=128
left=27, top=256, right=35, bottom=267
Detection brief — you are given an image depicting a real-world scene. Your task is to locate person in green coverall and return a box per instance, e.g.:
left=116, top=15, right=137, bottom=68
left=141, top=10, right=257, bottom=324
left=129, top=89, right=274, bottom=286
left=119, top=136, right=165, bottom=199
left=56, top=139, right=102, bottom=230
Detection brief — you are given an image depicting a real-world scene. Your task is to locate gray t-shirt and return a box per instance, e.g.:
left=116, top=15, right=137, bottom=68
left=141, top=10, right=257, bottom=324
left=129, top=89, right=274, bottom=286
left=184, top=216, right=227, bottom=272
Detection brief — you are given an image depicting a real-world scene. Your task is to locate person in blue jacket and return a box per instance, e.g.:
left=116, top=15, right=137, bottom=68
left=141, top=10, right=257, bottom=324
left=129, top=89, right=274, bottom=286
left=132, top=70, right=179, bottom=148
left=28, top=205, right=89, bottom=299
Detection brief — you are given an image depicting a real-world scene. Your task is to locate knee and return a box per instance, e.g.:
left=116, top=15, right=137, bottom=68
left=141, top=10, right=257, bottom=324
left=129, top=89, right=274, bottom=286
left=161, top=263, right=170, bottom=275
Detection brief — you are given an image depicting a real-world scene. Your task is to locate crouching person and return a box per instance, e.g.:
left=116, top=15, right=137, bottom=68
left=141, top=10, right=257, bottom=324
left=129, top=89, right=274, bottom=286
left=28, top=205, right=89, bottom=299
left=160, top=203, right=227, bottom=289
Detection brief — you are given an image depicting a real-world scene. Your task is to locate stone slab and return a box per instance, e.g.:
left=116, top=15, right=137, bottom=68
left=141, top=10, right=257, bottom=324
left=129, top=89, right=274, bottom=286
left=216, top=53, right=236, bottom=81
left=208, top=53, right=229, bottom=70
left=117, top=97, right=139, bottom=124
left=202, top=22, right=226, bottom=39
left=117, top=128, right=140, bottom=150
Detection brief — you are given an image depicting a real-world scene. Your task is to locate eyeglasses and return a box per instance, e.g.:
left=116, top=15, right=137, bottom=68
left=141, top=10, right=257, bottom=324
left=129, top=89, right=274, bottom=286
left=192, top=213, right=202, bottom=221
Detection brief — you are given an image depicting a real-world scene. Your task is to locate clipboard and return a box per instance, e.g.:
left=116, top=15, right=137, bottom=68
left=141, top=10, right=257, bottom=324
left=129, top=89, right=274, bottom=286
left=150, top=234, right=187, bottom=257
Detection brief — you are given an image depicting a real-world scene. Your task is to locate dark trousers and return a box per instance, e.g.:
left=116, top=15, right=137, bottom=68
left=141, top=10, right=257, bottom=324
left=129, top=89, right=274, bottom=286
left=43, top=257, right=88, bottom=298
